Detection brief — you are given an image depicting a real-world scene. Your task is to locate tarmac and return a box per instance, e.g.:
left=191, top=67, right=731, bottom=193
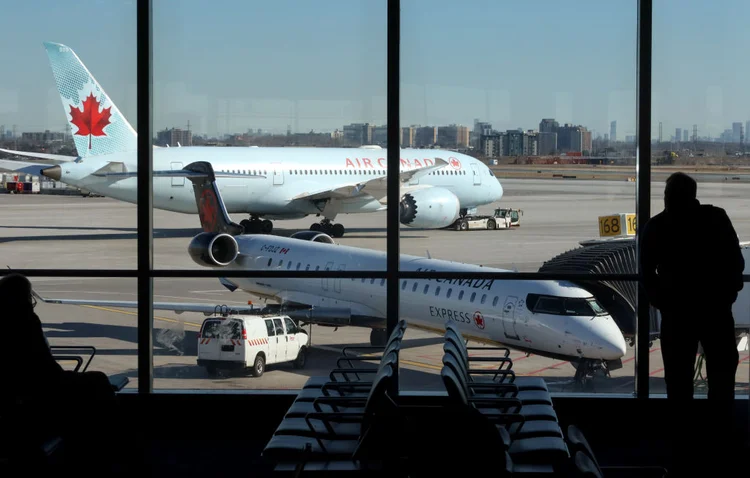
left=0, top=177, right=748, bottom=394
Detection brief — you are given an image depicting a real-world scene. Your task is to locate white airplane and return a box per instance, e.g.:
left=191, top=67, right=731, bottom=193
left=0, top=41, right=504, bottom=238
left=32, top=160, right=628, bottom=384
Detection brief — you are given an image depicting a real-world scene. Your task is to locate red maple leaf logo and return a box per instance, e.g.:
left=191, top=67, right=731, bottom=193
left=69, top=92, right=112, bottom=149
left=449, top=157, right=461, bottom=170
left=199, top=189, right=219, bottom=232
left=473, top=311, right=485, bottom=329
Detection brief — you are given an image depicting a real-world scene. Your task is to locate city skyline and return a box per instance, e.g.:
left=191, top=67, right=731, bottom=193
left=1, top=0, right=749, bottom=140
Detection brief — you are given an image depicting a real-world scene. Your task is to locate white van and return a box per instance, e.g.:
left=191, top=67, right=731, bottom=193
left=196, top=315, right=309, bottom=377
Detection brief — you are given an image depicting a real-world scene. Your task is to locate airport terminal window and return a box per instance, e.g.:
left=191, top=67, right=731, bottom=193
left=15, top=1, right=743, bottom=401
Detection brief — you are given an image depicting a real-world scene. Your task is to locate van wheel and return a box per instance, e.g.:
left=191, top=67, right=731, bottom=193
left=293, top=347, right=307, bottom=369
left=252, top=354, right=265, bottom=377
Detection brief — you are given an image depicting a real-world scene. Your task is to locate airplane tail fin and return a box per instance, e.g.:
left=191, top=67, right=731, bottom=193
left=183, top=161, right=244, bottom=236
left=43, top=42, right=137, bottom=158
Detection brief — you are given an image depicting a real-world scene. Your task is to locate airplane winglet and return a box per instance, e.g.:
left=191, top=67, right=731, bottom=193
left=183, top=161, right=244, bottom=236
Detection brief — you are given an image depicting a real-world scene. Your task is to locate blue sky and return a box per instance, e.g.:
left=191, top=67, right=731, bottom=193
left=0, top=0, right=748, bottom=140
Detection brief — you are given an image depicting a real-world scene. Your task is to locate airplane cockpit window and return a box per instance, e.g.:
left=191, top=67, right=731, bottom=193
left=526, top=294, right=608, bottom=316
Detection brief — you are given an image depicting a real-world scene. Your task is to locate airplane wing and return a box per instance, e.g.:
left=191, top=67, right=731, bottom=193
left=290, top=157, right=449, bottom=203
left=32, top=289, right=256, bottom=317
left=0, top=158, right=60, bottom=176
left=0, top=147, right=78, bottom=162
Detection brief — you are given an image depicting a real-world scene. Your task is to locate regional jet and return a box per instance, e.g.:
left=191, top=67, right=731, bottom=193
left=0, top=41, right=504, bottom=237
left=32, top=161, right=628, bottom=384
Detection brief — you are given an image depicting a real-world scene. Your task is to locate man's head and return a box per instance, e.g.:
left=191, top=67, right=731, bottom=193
left=0, top=273, right=34, bottom=312
left=664, top=172, right=699, bottom=212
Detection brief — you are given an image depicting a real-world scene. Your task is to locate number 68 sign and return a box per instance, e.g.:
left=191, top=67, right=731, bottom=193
left=598, top=213, right=636, bottom=237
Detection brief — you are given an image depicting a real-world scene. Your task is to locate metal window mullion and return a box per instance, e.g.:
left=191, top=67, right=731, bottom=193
left=635, top=0, right=652, bottom=400
left=137, top=0, right=154, bottom=394
left=386, top=0, right=400, bottom=395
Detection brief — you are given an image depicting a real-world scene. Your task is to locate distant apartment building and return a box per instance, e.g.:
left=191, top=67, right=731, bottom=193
left=437, top=124, right=470, bottom=148
left=683, top=130, right=689, bottom=142
left=675, top=128, right=681, bottom=143
left=331, top=129, right=344, bottom=140
left=400, top=126, right=415, bottom=147
left=610, top=121, right=617, bottom=142
left=481, top=132, right=505, bottom=157
left=539, top=118, right=559, bottom=133
left=156, top=127, right=192, bottom=147
left=538, top=131, right=557, bottom=155
left=414, top=126, right=437, bottom=147
left=370, top=125, right=388, bottom=146
left=472, top=120, right=492, bottom=149
left=505, top=130, right=524, bottom=156
left=523, top=131, right=539, bottom=156
left=733, top=122, right=743, bottom=143
left=21, top=130, right=66, bottom=143
left=343, top=123, right=372, bottom=145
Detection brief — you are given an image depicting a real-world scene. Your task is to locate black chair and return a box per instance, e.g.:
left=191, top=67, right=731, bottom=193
left=566, top=425, right=667, bottom=478
left=300, top=321, right=407, bottom=390
left=443, top=322, right=549, bottom=391
left=262, top=361, right=406, bottom=475
left=441, top=351, right=570, bottom=469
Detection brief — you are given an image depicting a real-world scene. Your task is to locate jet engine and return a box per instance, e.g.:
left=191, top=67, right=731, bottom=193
left=400, top=187, right=461, bottom=229
left=188, top=232, right=239, bottom=267
left=289, top=231, right=336, bottom=244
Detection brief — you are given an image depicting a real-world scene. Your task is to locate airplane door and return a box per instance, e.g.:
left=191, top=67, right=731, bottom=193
left=272, top=163, right=284, bottom=185
left=322, top=261, right=333, bottom=291
left=170, top=162, right=184, bottom=186
left=334, top=264, right=345, bottom=293
left=502, top=296, right=520, bottom=340
left=470, top=164, right=481, bottom=185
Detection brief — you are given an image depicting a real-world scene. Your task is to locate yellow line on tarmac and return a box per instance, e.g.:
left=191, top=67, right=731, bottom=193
left=400, top=359, right=442, bottom=371
left=80, top=305, right=202, bottom=328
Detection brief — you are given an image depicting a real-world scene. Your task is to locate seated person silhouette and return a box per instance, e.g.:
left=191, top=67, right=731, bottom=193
left=0, top=273, right=120, bottom=471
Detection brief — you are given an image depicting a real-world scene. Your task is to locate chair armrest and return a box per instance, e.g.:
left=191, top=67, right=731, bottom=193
left=466, top=346, right=510, bottom=357
left=303, top=412, right=367, bottom=451
left=49, top=345, right=96, bottom=372
left=313, top=396, right=368, bottom=412
left=341, top=346, right=384, bottom=357
left=329, top=368, right=380, bottom=382
left=336, top=356, right=382, bottom=369
left=52, top=355, right=83, bottom=372
left=467, top=356, right=512, bottom=363
left=320, top=381, right=373, bottom=395
left=109, top=375, right=129, bottom=392
left=468, top=397, right=523, bottom=408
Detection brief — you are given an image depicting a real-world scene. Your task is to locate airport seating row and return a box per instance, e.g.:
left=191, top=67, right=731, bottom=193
left=261, top=321, right=667, bottom=477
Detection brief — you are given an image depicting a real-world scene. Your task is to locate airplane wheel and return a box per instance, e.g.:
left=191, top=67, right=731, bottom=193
left=331, top=223, right=345, bottom=238
left=310, top=223, right=322, bottom=232
left=261, top=220, right=273, bottom=234
left=240, top=219, right=252, bottom=233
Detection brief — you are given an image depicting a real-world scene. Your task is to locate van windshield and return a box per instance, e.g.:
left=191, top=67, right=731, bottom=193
left=201, top=319, right=242, bottom=339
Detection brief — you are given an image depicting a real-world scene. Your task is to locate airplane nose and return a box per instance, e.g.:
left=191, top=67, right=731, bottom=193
left=598, top=320, right=627, bottom=360
left=495, top=178, right=504, bottom=201
left=41, top=165, right=61, bottom=181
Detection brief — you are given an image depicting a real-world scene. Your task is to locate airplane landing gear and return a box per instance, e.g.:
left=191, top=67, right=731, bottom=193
left=571, top=359, right=611, bottom=392
left=369, top=328, right=388, bottom=347
left=310, top=219, right=345, bottom=238
left=240, top=217, right=273, bottom=234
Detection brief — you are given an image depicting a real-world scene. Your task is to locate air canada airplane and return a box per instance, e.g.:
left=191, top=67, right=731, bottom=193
left=33, top=161, right=628, bottom=383
left=0, top=41, right=504, bottom=238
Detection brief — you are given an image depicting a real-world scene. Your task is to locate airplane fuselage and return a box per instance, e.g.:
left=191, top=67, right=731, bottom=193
left=214, top=234, right=627, bottom=363
left=53, top=147, right=503, bottom=219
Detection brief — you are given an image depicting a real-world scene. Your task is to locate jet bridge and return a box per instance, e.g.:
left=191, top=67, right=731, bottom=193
left=538, top=237, right=659, bottom=344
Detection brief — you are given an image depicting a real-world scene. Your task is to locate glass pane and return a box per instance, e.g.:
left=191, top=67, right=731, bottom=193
left=399, top=0, right=637, bottom=273
left=153, top=0, right=386, bottom=269
left=152, top=277, right=385, bottom=390
left=398, top=0, right=637, bottom=394
left=0, top=2, right=137, bottom=269
left=28, top=276, right=136, bottom=390
left=651, top=1, right=750, bottom=400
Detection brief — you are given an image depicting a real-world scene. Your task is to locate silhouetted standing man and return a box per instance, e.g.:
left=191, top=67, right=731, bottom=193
left=640, top=172, right=743, bottom=472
